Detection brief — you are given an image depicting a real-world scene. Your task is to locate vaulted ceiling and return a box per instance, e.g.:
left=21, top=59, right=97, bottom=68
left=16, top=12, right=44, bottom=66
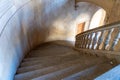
left=75, top=0, right=114, bottom=12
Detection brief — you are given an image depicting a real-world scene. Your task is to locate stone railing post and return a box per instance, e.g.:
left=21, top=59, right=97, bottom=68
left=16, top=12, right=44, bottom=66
left=107, top=27, right=120, bottom=51
left=91, top=32, right=98, bottom=49
left=96, top=30, right=104, bottom=50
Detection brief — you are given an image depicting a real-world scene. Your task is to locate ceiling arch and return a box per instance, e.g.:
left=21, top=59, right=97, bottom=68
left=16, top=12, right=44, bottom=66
left=75, top=0, right=114, bottom=13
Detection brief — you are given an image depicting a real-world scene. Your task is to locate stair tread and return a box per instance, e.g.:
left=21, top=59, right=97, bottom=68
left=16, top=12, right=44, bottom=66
left=28, top=45, right=74, bottom=57
left=20, top=53, right=82, bottom=67
left=17, top=55, right=98, bottom=73
left=15, top=59, right=84, bottom=80
left=62, top=65, right=98, bottom=80
left=75, top=62, right=117, bottom=80
left=23, top=52, right=77, bottom=62
left=17, top=57, right=82, bottom=74
left=30, top=57, right=106, bottom=80
left=83, top=62, right=118, bottom=80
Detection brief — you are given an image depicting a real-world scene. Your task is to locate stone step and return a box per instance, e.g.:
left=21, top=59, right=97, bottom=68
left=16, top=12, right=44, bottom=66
left=62, top=65, right=98, bottom=80
left=31, top=57, right=107, bottom=80
left=23, top=52, right=80, bottom=62
left=28, top=46, right=74, bottom=57
left=32, top=64, right=83, bottom=80
left=17, top=58, right=82, bottom=74
left=62, top=60, right=117, bottom=80
left=15, top=59, right=84, bottom=80
left=80, top=61, right=118, bottom=80
left=20, top=53, right=82, bottom=67
left=17, top=54, right=97, bottom=73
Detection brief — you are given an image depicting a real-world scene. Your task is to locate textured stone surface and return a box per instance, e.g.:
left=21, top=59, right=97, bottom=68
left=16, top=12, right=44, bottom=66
left=0, top=0, right=100, bottom=80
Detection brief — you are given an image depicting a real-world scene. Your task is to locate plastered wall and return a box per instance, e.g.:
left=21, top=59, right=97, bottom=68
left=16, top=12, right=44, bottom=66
left=0, top=0, right=100, bottom=80
left=76, top=0, right=120, bottom=23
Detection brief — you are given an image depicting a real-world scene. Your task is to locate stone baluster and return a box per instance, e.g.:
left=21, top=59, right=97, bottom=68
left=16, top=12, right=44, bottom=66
left=91, top=32, right=98, bottom=49
left=79, top=35, right=82, bottom=48
left=85, top=34, right=90, bottom=48
left=81, top=35, right=84, bottom=48
left=84, top=34, right=88, bottom=48
left=107, top=27, right=120, bottom=51
left=80, top=35, right=84, bottom=48
left=86, top=34, right=90, bottom=49
left=114, top=39, right=120, bottom=51
left=76, top=35, right=81, bottom=48
left=88, top=33, right=93, bottom=49
left=82, top=35, right=86, bottom=48
left=96, top=30, right=104, bottom=50
left=100, top=29, right=112, bottom=50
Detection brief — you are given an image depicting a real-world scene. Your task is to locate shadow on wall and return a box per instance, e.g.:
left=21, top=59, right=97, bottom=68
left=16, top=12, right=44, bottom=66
left=39, top=0, right=102, bottom=41
left=39, top=0, right=76, bottom=41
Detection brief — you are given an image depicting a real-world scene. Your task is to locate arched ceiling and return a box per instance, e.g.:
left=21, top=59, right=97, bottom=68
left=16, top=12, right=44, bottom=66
left=75, top=0, right=114, bottom=12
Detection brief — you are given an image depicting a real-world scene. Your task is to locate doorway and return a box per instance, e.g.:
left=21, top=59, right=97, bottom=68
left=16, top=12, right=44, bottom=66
left=77, top=22, right=85, bottom=34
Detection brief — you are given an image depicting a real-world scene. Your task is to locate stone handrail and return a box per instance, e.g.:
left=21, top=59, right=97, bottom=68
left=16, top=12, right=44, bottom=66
left=75, top=21, right=120, bottom=62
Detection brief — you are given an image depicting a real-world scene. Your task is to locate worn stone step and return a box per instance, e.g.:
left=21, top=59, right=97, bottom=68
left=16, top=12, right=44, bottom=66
left=62, top=60, right=116, bottom=80
left=28, top=45, right=74, bottom=57
left=31, top=57, right=107, bottom=80
left=17, top=54, right=96, bottom=73
left=17, top=58, right=82, bottom=74
left=20, top=53, right=82, bottom=67
left=32, top=64, right=82, bottom=80
left=15, top=59, right=84, bottom=80
left=23, top=51, right=80, bottom=62
left=80, top=61, right=118, bottom=80
left=62, top=65, right=98, bottom=80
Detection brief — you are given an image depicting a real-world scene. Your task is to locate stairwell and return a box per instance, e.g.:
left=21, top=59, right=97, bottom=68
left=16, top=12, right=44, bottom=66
left=14, top=41, right=118, bottom=80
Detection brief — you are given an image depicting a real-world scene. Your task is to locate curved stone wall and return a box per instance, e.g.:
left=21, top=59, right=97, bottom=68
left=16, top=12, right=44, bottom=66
left=0, top=0, right=100, bottom=80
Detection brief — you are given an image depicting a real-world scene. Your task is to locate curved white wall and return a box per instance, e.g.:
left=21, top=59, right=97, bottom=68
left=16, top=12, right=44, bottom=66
left=0, top=0, right=100, bottom=80
left=89, top=9, right=106, bottom=29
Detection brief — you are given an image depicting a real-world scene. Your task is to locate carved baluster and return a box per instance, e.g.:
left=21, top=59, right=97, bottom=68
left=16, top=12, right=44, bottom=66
left=104, top=29, right=113, bottom=50
left=86, top=34, right=89, bottom=49
left=84, top=34, right=87, bottom=48
left=91, top=32, right=98, bottom=49
left=85, top=34, right=90, bottom=48
left=85, top=34, right=89, bottom=48
left=78, top=35, right=81, bottom=48
left=80, top=35, right=83, bottom=48
left=81, top=35, right=84, bottom=48
left=83, top=34, right=87, bottom=48
left=100, top=29, right=112, bottom=50
left=79, top=35, right=82, bottom=48
left=96, top=30, right=104, bottom=50
left=88, top=33, right=93, bottom=49
left=82, top=35, right=85, bottom=48
left=107, top=27, right=120, bottom=51
left=114, top=39, right=120, bottom=51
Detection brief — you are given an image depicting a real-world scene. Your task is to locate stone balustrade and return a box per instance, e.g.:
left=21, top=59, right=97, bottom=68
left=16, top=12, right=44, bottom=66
left=75, top=21, right=120, bottom=63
